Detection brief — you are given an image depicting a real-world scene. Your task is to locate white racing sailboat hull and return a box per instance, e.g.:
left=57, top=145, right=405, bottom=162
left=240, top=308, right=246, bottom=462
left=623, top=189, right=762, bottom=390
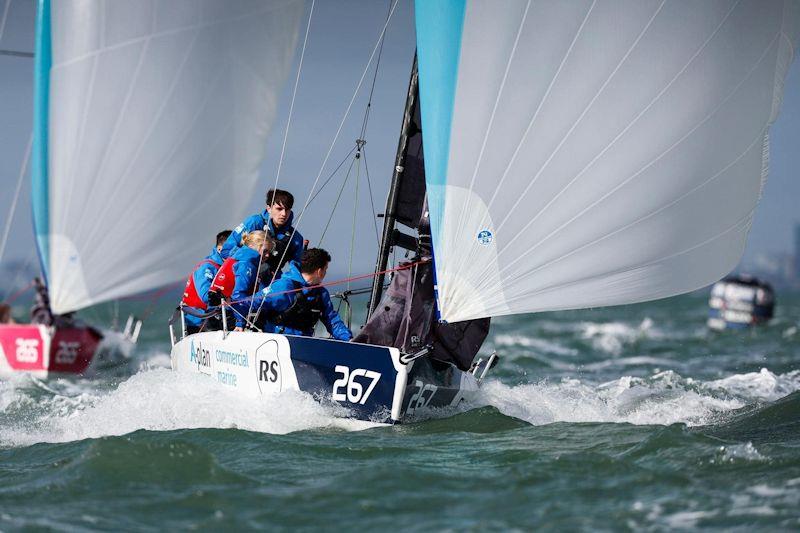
left=170, top=331, right=478, bottom=424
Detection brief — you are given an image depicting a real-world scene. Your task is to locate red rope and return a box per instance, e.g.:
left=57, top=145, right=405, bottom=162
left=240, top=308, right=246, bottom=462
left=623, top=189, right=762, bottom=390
left=1, top=280, right=35, bottom=305
left=229, top=259, right=428, bottom=305
left=139, top=279, right=185, bottom=319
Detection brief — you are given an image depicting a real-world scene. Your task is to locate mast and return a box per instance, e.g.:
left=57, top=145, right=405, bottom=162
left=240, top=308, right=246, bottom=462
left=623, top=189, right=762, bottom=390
left=366, top=56, right=419, bottom=319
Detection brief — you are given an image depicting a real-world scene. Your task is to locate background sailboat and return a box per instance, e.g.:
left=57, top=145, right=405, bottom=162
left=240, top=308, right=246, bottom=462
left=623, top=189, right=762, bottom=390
left=0, top=0, right=304, bottom=376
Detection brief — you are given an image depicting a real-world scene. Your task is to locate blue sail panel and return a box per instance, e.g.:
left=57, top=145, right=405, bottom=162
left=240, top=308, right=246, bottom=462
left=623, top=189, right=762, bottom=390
left=414, top=0, right=466, bottom=252
left=31, top=0, right=51, bottom=285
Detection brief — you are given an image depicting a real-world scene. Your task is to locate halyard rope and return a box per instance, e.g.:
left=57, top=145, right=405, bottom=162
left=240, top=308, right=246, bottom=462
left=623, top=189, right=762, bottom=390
left=247, top=0, right=317, bottom=321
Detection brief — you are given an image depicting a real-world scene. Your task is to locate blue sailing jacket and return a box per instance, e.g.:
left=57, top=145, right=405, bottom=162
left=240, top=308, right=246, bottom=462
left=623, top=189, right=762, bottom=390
left=219, top=210, right=304, bottom=279
left=254, top=262, right=352, bottom=341
left=183, top=248, right=224, bottom=327
left=225, top=245, right=266, bottom=328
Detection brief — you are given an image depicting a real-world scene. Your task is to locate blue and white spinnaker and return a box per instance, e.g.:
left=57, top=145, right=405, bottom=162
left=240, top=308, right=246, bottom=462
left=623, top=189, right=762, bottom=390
left=416, top=0, right=799, bottom=322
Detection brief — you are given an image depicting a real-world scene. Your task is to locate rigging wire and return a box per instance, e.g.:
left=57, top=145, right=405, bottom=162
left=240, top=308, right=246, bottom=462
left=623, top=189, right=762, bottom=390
left=347, top=149, right=362, bottom=291
left=318, top=156, right=357, bottom=245
left=251, top=0, right=399, bottom=327
left=357, top=0, right=392, bottom=142
left=0, top=134, right=32, bottom=265
left=0, top=0, right=11, bottom=43
left=265, top=0, right=399, bottom=287
left=271, top=0, right=315, bottom=192
left=360, top=146, right=381, bottom=246
left=230, top=259, right=427, bottom=306
left=353, top=0, right=393, bottom=248
left=305, top=145, right=357, bottom=206
left=246, top=0, right=316, bottom=321
left=0, top=279, right=34, bottom=306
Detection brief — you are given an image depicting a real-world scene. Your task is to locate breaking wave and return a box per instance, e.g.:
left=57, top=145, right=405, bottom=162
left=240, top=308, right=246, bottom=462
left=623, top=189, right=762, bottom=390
left=474, top=368, right=800, bottom=427
left=2, top=363, right=798, bottom=447
left=0, top=367, right=378, bottom=447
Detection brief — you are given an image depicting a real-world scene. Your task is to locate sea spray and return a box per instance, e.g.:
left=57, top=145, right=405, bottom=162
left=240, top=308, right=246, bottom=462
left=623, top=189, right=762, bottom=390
left=0, top=369, right=378, bottom=447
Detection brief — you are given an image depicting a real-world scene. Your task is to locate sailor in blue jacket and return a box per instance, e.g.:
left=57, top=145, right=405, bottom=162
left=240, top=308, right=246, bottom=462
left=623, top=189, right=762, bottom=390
left=210, top=231, right=273, bottom=330
left=181, top=230, right=231, bottom=333
left=254, top=248, right=352, bottom=341
left=220, top=188, right=304, bottom=280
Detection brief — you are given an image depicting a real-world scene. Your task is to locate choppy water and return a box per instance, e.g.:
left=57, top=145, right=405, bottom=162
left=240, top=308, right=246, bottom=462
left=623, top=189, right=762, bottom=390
left=1, top=292, right=799, bottom=530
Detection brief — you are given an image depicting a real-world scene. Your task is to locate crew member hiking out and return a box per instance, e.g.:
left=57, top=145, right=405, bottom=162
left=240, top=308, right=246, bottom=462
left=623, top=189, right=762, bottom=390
left=220, top=188, right=304, bottom=280
left=210, top=230, right=275, bottom=331
left=181, top=230, right=231, bottom=334
left=256, top=248, right=352, bottom=341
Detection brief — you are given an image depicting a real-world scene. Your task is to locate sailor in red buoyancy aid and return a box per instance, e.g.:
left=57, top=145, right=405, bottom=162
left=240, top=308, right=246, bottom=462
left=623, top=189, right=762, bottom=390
left=181, top=230, right=231, bottom=333
left=208, top=230, right=274, bottom=331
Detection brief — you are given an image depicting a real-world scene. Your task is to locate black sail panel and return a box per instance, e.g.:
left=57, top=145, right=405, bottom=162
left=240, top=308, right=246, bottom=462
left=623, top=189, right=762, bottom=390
left=359, top=55, right=489, bottom=371
left=393, top=102, right=425, bottom=230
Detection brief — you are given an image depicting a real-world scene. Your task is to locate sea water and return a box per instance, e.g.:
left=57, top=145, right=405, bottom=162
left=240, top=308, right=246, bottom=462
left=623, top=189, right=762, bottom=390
left=0, top=292, right=798, bottom=530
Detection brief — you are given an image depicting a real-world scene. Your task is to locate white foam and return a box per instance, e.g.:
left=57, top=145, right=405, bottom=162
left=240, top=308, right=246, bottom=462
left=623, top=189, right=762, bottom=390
left=662, top=510, right=719, bottom=529
left=474, top=368, right=800, bottom=427
left=579, top=318, right=661, bottom=355
left=2, top=363, right=799, bottom=446
left=714, top=442, right=767, bottom=463
left=0, top=369, right=380, bottom=447
left=493, top=334, right=578, bottom=357
left=706, top=368, right=800, bottom=402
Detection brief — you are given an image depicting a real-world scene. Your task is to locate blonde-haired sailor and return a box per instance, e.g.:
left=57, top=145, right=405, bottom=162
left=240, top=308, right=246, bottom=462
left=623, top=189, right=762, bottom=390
left=209, top=230, right=275, bottom=330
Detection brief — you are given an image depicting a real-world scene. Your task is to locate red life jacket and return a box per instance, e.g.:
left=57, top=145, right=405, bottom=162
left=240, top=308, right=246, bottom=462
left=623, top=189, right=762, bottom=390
left=209, top=257, right=237, bottom=300
left=181, top=259, right=221, bottom=309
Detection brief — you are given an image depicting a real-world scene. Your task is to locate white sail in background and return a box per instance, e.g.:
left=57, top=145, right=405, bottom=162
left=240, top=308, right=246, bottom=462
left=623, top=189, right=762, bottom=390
left=415, top=0, right=800, bottom=323
left=33, top=0, right=303, bottom=314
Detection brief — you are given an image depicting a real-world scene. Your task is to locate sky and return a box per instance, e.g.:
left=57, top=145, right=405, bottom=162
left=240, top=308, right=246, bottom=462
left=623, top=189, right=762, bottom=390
left=1, top=0, right=799, bottom=284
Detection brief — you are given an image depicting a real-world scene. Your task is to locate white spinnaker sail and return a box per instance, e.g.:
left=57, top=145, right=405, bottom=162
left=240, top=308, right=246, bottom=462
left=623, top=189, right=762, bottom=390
left=415, top=0, right=800, bottom=323
left=32, top=0, right=303, bottom=314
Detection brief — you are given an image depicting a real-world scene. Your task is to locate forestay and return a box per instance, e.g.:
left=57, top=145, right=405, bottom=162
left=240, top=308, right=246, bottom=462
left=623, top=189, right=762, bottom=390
left=415, top=0, right=800, bottom=323
left=32, top=0, right=303, bottom=314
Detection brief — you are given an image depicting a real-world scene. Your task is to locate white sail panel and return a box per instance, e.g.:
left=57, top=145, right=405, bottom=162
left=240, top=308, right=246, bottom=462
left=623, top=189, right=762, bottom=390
left=40, top=0, right=303, bottom=314
left=415, top=0, right=799, bottom=323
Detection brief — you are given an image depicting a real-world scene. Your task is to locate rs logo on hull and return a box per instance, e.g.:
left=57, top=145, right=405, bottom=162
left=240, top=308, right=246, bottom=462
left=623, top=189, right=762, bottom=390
left=259, top=360, right=279, bottom=383
left=255, top=340, right=281, bottom=394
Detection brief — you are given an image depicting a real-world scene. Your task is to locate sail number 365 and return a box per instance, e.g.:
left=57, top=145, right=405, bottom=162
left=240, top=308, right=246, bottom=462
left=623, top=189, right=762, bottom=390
left=332, top=365, right=381, bottom=405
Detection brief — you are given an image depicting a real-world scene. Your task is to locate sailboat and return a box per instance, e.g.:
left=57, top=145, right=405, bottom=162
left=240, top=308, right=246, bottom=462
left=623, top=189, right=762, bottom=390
left=0, top=0, right=304, bottom=377
left=169, top=0, right=800, bottom=424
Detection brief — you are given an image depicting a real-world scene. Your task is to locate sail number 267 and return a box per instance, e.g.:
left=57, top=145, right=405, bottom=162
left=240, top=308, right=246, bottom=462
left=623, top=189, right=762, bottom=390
left=332, top=366, right=381, bottom=405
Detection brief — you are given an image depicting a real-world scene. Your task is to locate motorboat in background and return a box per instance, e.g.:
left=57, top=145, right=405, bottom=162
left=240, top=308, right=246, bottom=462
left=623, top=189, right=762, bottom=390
left=708, top=275, right=776, bottom=330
